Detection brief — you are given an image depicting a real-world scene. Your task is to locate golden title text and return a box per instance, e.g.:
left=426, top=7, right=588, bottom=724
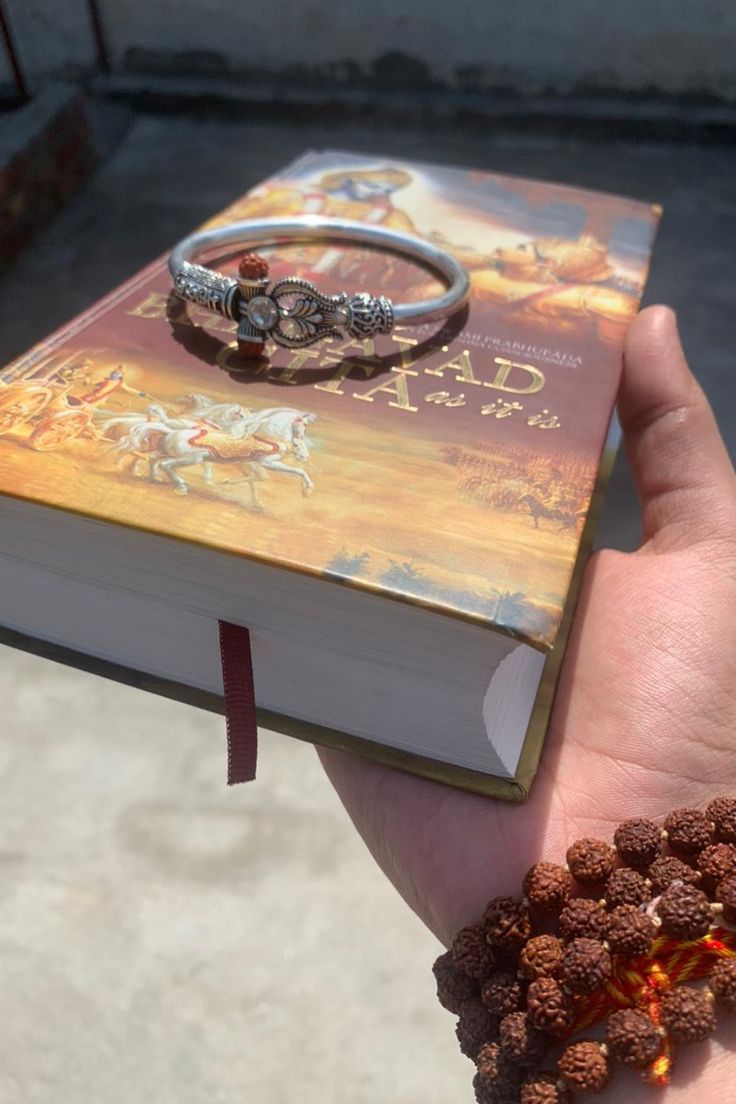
left=129, top=293, right=561, bottom=429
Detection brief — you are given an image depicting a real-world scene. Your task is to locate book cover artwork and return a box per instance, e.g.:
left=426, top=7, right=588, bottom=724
left=0, top=153, right=659, bottom=649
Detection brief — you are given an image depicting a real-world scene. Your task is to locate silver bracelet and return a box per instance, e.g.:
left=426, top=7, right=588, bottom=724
left=168, top=216, right=470, bottom=357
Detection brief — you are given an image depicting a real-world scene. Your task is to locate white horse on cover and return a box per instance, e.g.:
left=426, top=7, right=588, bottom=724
left=114, top=404, right=317, bottom=506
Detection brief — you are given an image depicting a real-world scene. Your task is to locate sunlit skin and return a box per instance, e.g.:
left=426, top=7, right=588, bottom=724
left=319, top=306, right=736, bottom=1101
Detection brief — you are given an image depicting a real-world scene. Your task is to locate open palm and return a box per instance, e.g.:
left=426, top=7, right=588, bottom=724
left=318, top=306, right=736, bottom=1101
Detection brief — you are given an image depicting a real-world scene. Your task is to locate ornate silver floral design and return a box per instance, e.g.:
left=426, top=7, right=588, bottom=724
left=175, top=263, right=396, bottom=352
left=169, top=216, right=471, bottom=357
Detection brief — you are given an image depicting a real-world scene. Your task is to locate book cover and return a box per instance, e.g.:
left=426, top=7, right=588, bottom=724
left=0, top=150, right=660, bottom=796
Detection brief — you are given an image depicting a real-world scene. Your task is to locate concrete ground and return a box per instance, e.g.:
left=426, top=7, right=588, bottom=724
left=0, top=107, right=735, bottom=1102
left=0, top=652, right=455, bottom=1104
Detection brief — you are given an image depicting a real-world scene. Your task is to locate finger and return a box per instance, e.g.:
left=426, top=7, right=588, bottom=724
left=619, top=305, right=736, bottom=550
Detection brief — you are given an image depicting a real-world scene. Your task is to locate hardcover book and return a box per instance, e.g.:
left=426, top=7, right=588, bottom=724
left=0, top=150, right=660, bottom=799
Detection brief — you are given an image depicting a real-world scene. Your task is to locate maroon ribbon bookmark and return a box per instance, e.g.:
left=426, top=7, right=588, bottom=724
left=218, top=621, right=258, bottom=784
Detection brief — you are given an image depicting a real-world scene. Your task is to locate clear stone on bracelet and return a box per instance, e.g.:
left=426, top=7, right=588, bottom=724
left=246, top=295, right=279, bottom=331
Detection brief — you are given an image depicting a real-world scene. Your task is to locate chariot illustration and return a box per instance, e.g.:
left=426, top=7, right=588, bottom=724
left=0, top=361, right=141, bottom=450
left=0, top=355, right=319, bottom=509
left=0, top=380, right=99, bottom=450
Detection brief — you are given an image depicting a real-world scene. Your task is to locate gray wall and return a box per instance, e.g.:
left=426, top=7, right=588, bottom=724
left=5, top=0, right=736, bottom=99
left=5, top=0, right=93, bottom=84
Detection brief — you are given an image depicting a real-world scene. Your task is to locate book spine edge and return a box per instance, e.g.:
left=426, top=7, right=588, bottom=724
left=510, top=420, right=622, bottom=796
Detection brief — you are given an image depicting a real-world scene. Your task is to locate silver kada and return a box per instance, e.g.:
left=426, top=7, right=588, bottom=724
left=169, top=216, right=469, bottom=355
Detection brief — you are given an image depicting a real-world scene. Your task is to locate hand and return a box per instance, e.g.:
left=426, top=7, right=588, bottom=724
left=318, top=306, right=736, bottom=1099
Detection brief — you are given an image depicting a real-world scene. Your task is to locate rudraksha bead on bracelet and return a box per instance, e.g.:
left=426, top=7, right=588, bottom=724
left=432, top=797, right=736, bottom=1102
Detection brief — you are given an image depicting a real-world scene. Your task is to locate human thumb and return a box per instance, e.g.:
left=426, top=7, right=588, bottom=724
left=618, top=305, right=736, bottom=551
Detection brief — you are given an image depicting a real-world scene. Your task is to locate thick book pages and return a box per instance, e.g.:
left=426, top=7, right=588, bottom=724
left=0, top=151, right=660, bottom=798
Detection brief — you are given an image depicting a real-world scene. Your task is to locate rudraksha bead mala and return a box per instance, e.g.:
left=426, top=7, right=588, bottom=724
left=708, top=797, right=736, bottom=843
left=433, top=797, right=736, bottom=1100
left=482, top=971, right=525, bottom=1017
left=520, top=935, right=564, bottom=981
left=647, top=853, right=700, bottom=895
left=558, top=898, right=608, bottom=942
left=605, top=1008, right=660, bottom=1068
left=566, top=839, right=616, bottom=887
left=602, top=866, right=650, bottom=908
left=456, top=998, right=500, bottom=1060
left=454, top=924, right=498, bottom=979
left=604, top=905, right=656, bottom=958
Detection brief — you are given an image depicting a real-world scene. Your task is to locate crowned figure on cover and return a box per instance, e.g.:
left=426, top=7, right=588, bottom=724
left=428, top=231, right=641, bottom=347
